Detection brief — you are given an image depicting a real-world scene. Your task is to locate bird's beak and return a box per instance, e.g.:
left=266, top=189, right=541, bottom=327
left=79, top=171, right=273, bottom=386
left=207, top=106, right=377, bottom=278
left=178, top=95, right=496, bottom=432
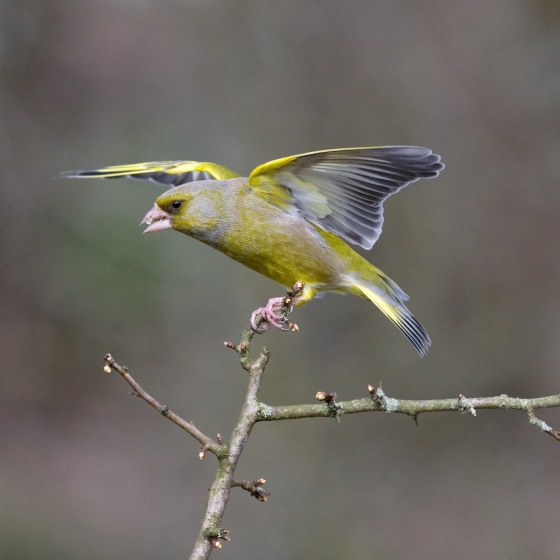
left=140, top=204, right=173, bottom=233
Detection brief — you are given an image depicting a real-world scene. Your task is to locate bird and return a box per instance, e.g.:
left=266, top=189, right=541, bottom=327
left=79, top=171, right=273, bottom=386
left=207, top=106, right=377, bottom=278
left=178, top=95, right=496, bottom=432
left=63, top=146, right=443, bottom=355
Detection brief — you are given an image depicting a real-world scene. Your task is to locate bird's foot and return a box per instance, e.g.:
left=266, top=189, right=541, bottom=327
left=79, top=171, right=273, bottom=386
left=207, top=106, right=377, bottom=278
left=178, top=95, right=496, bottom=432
left=251, top=282, right=305, bottom=333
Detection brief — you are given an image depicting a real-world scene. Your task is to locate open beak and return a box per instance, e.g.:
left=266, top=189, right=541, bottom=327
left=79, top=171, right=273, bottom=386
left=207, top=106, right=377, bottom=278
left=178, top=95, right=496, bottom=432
left=140, top=204, right=173, bottom=233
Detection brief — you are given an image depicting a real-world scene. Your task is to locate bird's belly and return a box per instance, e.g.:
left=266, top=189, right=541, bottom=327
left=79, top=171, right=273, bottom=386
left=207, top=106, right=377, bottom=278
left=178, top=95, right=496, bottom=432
left=210, top=223, right=342, bottom=290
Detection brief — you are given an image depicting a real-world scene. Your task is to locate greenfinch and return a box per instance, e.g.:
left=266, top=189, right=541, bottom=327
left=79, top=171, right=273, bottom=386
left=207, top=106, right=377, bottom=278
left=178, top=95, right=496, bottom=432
left=65, top=146, right=443, bottom=355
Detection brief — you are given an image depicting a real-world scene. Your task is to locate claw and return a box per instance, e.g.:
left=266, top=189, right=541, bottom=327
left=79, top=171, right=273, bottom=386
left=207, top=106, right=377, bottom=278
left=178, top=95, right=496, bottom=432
left=251, top=284, right=304, bottom=333
left=251, top=309, right=269, bottom=332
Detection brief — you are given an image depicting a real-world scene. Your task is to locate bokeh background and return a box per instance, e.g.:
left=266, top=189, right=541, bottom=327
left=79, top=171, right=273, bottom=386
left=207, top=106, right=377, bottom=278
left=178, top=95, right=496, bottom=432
left=1, top=1, right=560, bottom=558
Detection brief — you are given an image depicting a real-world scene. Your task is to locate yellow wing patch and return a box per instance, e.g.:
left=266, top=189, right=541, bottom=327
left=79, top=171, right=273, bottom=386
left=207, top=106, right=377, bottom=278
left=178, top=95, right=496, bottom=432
left=63, top=161, right=240, bottom=185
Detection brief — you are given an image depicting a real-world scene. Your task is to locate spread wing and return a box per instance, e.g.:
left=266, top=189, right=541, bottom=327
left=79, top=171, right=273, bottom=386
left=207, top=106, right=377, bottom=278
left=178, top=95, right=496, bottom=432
left=62, top=161, right=240, bottom=186
left=249, top=146, right=443, bottom=249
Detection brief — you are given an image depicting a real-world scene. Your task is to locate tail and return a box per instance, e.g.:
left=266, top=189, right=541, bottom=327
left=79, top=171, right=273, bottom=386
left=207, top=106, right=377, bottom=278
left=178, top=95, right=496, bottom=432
left=353, top=276, right=431, bottom=356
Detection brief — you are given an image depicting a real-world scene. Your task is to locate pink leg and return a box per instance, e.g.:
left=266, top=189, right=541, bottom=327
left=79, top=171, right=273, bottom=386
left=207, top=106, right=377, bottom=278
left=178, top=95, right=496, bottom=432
left=251, top=282, right=305, bottom=333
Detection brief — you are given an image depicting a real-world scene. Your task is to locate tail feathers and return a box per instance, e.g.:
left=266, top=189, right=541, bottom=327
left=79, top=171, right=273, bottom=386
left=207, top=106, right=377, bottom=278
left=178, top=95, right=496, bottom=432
left=376, top=270, right=409, bottom=303
left=354, top=281, right=431, bottom=356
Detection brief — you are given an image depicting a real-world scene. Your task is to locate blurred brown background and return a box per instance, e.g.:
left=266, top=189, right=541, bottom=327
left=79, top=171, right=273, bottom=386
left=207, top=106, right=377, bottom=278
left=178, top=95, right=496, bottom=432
left=1, top=1, right=560, bottom=558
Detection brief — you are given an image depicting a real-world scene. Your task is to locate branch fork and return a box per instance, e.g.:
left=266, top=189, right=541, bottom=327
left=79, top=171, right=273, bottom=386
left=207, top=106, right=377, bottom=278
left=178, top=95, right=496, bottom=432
left=102, top=286, right=560, bottom=559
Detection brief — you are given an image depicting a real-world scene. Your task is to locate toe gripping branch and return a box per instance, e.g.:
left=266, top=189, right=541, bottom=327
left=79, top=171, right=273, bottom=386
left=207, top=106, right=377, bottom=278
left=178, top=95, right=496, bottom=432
left=251, top=281, right=305, bottom=333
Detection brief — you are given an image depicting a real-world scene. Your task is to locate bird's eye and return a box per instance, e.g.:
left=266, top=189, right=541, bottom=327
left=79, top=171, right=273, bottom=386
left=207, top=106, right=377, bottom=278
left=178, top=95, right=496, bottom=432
left=171, top=200, right=182, bottom=209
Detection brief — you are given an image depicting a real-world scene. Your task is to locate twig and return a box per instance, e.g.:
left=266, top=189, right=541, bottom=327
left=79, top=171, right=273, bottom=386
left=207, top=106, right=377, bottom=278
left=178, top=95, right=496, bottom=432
left=232, top=478, right=270, bottom=502
left=103, top=354, right=221, bottom=455
left=257, top=389, right=560, bottom=441
left=526, top=407, right=560, bottom=441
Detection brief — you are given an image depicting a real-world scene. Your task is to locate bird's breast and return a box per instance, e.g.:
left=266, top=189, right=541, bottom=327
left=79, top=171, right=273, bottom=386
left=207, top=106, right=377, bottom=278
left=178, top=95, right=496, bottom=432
left=207, top=197, right=345, bottom=289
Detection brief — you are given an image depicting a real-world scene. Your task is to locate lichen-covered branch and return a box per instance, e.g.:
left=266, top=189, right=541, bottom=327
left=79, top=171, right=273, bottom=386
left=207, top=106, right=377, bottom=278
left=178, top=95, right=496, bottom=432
left=526, top=407, right=560, bottom=441
left=257, top=387, right=560, bottom=441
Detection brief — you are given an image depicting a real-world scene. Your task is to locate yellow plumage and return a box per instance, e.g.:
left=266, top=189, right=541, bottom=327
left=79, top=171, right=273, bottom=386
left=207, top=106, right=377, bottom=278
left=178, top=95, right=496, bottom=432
left=65, top=146, right=443, bottom=355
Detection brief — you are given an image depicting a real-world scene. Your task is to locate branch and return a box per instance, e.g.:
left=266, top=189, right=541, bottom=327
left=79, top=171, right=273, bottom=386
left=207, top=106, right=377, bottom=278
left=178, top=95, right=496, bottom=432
left=103, top=282, right=560, bottom=560
left=102, top=313, right=273, bottom=560
left=103, top=353, right=221, bottom=455
left=232, top=478, right=270, bottom=502
left=257, top=386, right=560, bottom=441
left=189, top=320, right=271, bottom=560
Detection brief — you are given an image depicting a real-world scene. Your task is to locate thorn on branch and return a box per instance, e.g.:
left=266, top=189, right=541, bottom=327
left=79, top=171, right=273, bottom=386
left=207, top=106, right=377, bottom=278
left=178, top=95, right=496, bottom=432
left=458, top=394, right=477, bottom=416
left=217, top=433, right=223, bottom=444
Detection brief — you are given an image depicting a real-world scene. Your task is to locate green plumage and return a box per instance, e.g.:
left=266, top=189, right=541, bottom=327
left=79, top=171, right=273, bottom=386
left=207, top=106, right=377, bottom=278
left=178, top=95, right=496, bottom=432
left=65, top=146, right=444, bottom=355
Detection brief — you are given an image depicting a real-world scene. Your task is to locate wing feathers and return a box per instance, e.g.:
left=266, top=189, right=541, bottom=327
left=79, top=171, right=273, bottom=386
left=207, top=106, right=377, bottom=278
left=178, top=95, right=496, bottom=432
left=62, top=161, right=240, bottom=186
left=249, top=146, right=443, bottom=249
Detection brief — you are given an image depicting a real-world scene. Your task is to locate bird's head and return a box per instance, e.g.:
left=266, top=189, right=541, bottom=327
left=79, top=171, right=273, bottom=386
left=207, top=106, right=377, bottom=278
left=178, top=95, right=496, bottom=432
left=140, top=182, right=226, bottom=240
left=141, top=187, right=195, bottom=233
